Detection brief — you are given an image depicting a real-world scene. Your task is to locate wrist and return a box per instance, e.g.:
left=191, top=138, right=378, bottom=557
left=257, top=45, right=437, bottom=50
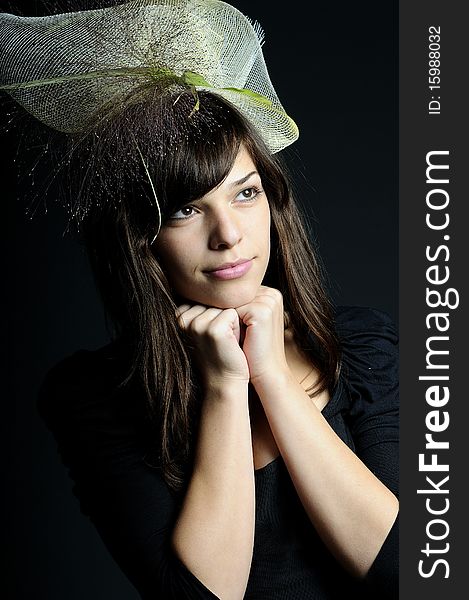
left=204, top=378, right=249, bottom=400
left=250, top=367, right=294, bottom=396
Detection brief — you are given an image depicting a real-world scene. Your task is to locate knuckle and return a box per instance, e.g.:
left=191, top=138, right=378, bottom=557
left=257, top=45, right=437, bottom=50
left=207, top=318, right=226, bottom=338
left=189, top=318, right=205, bottom=335
left=271, top=288, right=283, bottom=302
left=262, top=287, right=282, bottom=303
left=175, top=304, right=191, bottom=317
left=256, top=305, right=273, bottom=320
left=206, top=321, right=220, bottom=337
left=224, top=308, right=238, bottom=320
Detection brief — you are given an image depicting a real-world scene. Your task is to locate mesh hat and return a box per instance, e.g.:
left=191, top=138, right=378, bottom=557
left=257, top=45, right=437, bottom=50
left=0, top=0, right=299, bottom=154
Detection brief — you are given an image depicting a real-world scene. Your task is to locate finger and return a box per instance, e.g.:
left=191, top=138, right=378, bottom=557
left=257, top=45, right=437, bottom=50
left=254, top=287, right=283, bottom=304
left=235, top=299, right=281, bottom=328
left=177, top=305, right=208, bottom=329
left=235, top=288, right=281, bottom=320
left=175, top=304, right=192, bottom=318
left=235, top=302, right=267, bottom=325
left=187, top=307, right=224, bottom=334
left=207, top=308, right=241, bottom=343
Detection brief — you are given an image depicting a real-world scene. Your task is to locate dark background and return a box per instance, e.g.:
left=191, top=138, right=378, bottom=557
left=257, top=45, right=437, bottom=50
left=2, top=1, right=397, bottom=598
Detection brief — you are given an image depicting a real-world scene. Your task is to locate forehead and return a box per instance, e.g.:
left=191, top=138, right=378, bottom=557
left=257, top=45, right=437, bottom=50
left=203, top=145, right=259, bottom=196
left=226, top=145, right=257, bottom=177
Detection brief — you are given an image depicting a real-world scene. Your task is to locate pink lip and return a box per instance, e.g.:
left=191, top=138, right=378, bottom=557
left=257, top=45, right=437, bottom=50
left=206, top=258, right=253, bottom=280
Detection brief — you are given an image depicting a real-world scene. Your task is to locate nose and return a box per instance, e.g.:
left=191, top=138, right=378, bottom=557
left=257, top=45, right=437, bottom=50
left=208, top=208, right=242, bottom=250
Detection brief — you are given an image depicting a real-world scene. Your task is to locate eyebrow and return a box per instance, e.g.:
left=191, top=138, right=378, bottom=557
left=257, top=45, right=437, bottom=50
left=228, top=170, right=259, bottom=188
left=189, top=170, right=260, bottom=206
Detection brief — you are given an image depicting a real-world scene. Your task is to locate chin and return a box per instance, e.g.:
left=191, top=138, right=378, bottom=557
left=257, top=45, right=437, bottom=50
left=188, top=283, right=260, bottom=309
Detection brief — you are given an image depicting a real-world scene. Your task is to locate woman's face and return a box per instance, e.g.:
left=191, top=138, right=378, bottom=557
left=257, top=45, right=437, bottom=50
left=153, top=145, right=271, bottom=309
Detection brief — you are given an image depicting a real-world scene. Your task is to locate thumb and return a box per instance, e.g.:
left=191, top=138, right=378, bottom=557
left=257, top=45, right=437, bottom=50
left=231, top=311, right=242, bottom=345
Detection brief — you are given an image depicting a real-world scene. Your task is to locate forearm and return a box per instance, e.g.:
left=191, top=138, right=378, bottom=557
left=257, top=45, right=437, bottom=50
left=172, top=381, right=255, bottom=600
left=253, top=371, right=398, bottom=578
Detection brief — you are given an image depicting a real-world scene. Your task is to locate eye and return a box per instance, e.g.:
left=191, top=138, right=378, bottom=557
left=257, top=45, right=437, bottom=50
left=169, top=205, right=197, bottom=220
left=236, top=186, right=263, bottom=201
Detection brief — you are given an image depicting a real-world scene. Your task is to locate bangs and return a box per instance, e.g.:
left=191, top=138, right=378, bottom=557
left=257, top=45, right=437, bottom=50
left=69, top=89, right=275, bottom=238
left=148, top=92, right=247, bottom=219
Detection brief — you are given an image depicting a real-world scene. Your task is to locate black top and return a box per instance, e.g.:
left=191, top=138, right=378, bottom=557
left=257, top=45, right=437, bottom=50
left=38, top=306, right=399, bottom=599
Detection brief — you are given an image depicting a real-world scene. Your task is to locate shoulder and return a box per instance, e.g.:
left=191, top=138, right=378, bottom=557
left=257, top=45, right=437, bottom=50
left=332, top=306, right=399, bottom=498
left=334, top=305, right=398, bottom=370
left=333, top=305, right=399, bottom=419
left=334, top=305, right=397, bottom=342
left=37, top=340, right=142, bottom=434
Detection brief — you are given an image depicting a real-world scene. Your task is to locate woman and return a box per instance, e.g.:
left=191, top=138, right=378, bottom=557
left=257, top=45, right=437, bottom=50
left=2, top=1, right=399, bottom=598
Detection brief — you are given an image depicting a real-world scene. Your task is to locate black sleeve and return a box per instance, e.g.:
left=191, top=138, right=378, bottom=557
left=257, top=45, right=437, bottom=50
left=37, top=350, right=220, bottom=600
left=336, top=306, right=399, bottom=599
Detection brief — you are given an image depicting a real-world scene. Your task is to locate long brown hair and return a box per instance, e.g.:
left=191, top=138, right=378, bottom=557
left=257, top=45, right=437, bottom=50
left=69, top=89, right=340, bottom=492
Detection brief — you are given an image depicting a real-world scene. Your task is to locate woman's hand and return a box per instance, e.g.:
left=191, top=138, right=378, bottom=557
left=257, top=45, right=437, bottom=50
left=235, top=286, right=290, bottom=386
left=177, top=304, right=250, bottom=386
left=173, top=305, right=255, bottom=600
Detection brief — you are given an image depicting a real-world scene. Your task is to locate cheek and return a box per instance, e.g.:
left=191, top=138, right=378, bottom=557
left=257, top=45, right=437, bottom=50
left=163, top=250, right=191, bottom=276
left=154, top=235, right=198, bottom=281
left=258, top=204, right=271, bottom=252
